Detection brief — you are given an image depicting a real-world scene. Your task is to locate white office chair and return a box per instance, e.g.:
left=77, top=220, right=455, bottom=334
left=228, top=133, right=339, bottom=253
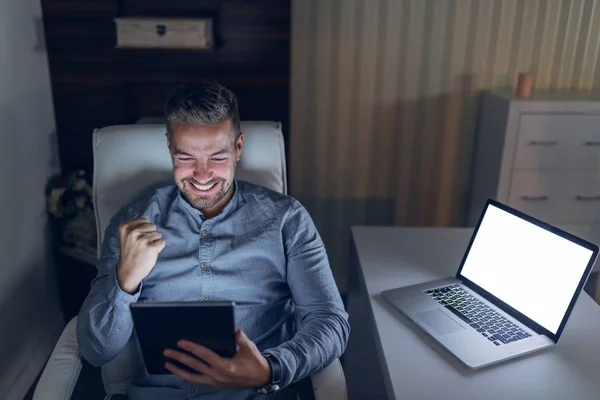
left=33, top=122, right=347, bottom=400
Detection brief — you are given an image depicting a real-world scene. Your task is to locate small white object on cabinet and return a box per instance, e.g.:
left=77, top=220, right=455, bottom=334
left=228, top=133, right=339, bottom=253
left=469, top=91, right=600, bottom=270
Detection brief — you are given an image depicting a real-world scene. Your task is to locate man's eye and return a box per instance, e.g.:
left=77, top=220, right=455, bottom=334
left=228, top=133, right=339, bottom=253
left=178, top=157, right=193, bottom=161
left=212, top=158, right=226, bottom=162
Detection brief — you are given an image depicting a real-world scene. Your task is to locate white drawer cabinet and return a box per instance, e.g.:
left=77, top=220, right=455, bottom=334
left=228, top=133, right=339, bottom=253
left=514, top=114, right=600, bottom=170
left=508, top=171, right=600, bottom=223
left=468, top=91, right=600, bottom=269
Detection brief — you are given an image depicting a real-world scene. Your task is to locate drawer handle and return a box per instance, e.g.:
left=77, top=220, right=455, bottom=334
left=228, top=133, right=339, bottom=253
left=583, top=141, right=600, bottom=146
left=575, top=195, right=600, bottom=201
left=521, top=195, right=549, bottom=201
left=528, top=140, right=558, bottom=146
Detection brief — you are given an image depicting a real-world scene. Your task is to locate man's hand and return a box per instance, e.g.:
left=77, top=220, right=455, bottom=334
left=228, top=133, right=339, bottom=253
left=163, top=329, right=271, bottom=389
left=116, top=218, right=165, bottom=294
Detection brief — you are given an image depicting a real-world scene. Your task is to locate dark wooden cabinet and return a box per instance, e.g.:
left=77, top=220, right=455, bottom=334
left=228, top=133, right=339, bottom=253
left=41, top=0, right=290, bottom=174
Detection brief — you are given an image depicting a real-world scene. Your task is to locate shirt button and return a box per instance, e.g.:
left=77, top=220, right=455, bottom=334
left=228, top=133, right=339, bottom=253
left=193, top=210, right=197, bottom=214
left=188, top=387, right=195, bottom=393
left=204, top=296, right=209, bottom=301
left=202, top=230, right=209, bottom=236
left=201, top=262, right=208, bottom=269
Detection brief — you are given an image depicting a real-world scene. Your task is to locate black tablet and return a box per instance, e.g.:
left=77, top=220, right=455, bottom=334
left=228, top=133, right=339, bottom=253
left=130, top=301, right=237, bottom=375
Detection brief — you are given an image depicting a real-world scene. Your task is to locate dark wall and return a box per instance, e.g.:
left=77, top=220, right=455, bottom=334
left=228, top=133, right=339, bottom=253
left=41, top=0, right=290, bottom=173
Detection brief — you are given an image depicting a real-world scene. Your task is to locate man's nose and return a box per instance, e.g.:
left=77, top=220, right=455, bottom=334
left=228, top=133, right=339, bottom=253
left=193, top=163, right=213, bottom=183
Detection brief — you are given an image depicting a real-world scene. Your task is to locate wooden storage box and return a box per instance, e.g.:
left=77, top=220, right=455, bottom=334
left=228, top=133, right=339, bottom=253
left=114, top=17, right=214, bottom=50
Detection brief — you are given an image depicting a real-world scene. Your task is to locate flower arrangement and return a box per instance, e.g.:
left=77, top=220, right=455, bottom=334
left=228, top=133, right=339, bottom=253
left=46, top=169, right=97, bottom=251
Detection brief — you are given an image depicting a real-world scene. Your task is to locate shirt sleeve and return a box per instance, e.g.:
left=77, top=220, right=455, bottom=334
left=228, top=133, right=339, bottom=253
left=76, top=210, right=141, bottom=367
left=261, top=200, right=350, bottom=389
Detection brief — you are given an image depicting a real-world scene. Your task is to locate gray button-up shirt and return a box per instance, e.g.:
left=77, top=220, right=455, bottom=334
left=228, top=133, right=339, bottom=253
left=77, top=180, right=350, bottom=399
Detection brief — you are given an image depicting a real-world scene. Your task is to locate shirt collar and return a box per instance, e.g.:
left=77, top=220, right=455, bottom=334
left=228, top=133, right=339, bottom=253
left=176, top=179, right=240, bottom=221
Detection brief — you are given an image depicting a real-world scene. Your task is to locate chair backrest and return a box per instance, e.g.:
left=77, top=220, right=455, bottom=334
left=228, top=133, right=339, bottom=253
left=93, top=121, right=287, bottom=250
left=91, top=121, right=287, bottom=394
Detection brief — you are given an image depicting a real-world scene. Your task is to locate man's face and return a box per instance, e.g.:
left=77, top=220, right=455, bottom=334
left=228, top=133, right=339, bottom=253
left=167, top=120, right=243, bottom=212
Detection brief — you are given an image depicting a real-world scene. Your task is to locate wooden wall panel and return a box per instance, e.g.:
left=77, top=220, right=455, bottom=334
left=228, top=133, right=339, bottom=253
left=42, top=0, right=290, bottom=172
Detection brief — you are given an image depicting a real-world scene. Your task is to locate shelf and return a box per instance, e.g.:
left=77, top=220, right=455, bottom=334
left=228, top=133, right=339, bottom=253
left=58, top=246, right=97, bottom=267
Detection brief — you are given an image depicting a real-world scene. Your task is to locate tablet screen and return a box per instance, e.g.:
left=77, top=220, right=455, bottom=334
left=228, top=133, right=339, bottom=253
left=130, top=301, right=236, bottom=375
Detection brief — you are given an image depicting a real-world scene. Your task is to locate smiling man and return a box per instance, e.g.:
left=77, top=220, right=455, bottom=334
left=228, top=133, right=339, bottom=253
left=76, top=82, right=350, bottom=400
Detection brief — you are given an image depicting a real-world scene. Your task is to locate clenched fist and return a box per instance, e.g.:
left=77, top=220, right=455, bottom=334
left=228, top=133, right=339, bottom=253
left=116, top=218, right=166, bottom=294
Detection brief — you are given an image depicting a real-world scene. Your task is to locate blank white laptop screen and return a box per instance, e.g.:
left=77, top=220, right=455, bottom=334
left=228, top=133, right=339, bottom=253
left=460, top=204, right=594, bottom=334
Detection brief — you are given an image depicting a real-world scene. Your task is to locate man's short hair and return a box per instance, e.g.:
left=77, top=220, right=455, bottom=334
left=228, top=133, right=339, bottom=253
left=165, top=82, right=240, bottom=138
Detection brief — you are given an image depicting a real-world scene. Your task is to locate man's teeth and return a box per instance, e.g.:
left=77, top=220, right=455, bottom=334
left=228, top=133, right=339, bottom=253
left=191, top=181, right=216, bottom=191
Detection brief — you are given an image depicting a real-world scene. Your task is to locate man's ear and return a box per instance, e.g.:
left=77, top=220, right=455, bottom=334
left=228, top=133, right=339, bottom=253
left=235, top=133, right=244, bottom=162
left=166, top=132, right=172, bottom=152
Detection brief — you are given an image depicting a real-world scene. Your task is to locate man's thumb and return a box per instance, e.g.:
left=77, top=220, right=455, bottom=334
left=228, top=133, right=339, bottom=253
left=236, top=328, right=250, bottom=346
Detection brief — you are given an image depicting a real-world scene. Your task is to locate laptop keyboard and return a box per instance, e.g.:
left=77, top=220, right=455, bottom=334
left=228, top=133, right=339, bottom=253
left=425, top=285, right=532, bottom=346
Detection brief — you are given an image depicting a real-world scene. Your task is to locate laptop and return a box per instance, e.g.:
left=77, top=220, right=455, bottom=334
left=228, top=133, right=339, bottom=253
left=381, top=199, right=599, bottom=369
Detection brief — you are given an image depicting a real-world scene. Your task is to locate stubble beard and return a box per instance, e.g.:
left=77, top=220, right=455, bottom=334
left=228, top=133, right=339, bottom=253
left=179, top=177, right=231, bottom=210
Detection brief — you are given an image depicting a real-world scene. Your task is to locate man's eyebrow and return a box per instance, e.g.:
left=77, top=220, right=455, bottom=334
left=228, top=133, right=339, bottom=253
left=173, top=149, right=194, bottom=157
left=210, top=149, right=229, bottom=157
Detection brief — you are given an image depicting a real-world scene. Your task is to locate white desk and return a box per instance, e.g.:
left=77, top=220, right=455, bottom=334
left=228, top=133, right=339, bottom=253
left=344, top=227, right=600, bottom=400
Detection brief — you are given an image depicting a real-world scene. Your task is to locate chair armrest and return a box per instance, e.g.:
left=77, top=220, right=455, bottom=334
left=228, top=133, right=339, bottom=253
left=33, top=317, right=82, bottom=400
left=310, top=358, right=347, bottom=400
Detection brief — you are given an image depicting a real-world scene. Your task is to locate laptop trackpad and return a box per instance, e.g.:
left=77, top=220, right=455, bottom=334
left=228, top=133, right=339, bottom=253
left=415, top=309, right=465, bottom=335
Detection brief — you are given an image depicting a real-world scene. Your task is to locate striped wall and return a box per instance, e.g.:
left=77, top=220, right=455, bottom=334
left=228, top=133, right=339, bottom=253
left=290, top=0, right=600, bottom=290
